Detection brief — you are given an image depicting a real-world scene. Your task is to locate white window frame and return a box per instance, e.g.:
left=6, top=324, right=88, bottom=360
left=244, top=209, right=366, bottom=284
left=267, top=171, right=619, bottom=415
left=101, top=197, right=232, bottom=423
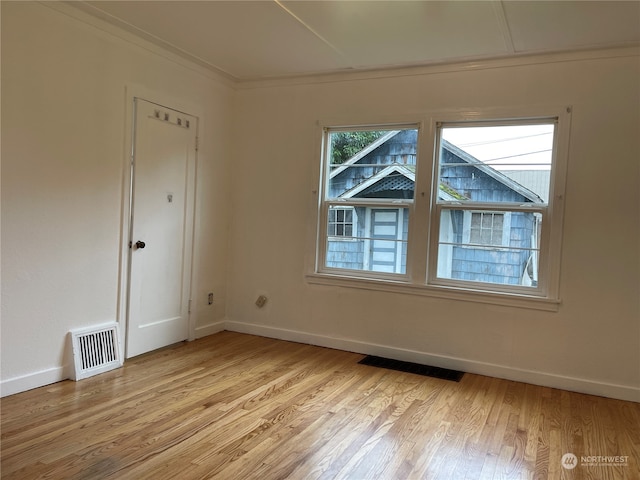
left=316, top=124, right=418, bottom=281
left=307, top=107, right=571, bottom=311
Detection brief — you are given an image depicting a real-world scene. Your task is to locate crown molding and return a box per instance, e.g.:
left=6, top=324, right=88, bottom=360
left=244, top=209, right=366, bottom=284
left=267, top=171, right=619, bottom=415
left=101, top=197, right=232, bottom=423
left=42, top=1, right=237, bottom=89
left=236, top=45, right=640, bottom=90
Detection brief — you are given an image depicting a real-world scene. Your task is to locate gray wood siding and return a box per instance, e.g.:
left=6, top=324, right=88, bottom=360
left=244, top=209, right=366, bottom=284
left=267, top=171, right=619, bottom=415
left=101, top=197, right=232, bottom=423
left=326, top=239, right=365, bottom=270
left=450, top=212, right=534, bottom=285
left=439, top=149, right=531, bottom=204
left=325, top=207, right=367, bottom=270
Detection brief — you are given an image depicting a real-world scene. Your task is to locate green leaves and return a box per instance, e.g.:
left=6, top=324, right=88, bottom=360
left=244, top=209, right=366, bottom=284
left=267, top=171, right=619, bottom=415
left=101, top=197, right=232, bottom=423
left=330, top=131, right=385, bottom=164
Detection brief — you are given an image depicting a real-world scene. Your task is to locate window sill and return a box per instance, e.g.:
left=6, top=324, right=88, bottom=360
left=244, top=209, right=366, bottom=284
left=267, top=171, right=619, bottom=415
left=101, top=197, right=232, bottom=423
left=305, top=272, right=561, bottom=312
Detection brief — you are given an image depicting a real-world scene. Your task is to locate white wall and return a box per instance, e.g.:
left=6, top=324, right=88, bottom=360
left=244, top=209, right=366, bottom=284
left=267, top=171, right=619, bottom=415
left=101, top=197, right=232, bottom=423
left=1, top=2, right=233, bottom=395
left=2, top=2, right=638, bottom=403
left=228, top=52, right=640, bottom=401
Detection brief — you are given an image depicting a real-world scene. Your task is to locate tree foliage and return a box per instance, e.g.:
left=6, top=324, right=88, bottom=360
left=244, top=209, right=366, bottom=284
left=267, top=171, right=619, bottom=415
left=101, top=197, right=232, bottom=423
left=330, top=131, right=386, bottom=164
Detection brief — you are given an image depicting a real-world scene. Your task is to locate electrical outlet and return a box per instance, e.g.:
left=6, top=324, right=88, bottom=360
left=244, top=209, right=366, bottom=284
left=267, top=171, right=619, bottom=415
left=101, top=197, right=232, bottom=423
left=208, top=293, right=214, bottom=305
left=255, top=295, right=267, bottom=308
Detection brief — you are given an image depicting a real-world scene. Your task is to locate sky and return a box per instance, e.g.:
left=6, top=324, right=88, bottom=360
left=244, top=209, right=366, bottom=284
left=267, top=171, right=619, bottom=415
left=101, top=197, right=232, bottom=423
left=442, top=124, right=554, bottom=171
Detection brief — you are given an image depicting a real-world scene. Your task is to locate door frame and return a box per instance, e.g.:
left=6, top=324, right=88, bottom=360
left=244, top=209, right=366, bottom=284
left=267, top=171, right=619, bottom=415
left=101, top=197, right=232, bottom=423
left=117, top=84, right=203, bottom=358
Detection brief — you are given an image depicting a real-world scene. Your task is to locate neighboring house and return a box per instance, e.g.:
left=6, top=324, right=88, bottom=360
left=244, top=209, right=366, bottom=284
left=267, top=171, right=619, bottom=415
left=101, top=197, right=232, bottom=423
left=326, top=130, right=544, bottom=286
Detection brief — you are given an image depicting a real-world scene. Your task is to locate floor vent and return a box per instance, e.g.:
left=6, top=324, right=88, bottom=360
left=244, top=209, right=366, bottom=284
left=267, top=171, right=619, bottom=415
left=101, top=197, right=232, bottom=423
left=70, top=323, right=123, bottom=381
left=358, top=355, right=464, bottom=382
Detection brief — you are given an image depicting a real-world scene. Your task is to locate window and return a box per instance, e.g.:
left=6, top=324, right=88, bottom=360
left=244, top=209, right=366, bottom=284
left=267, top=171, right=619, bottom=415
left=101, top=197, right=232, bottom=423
left=464, top=211, right=510, bottom=247
left=469, top=212, right=503, bottom=245
left=328, top=207, right=355, bottom=237
left=433, top=122, right=553, bottom=289
left=320, top=127, right=417, bottom=275
left=311, top=108, right=570, bottom=309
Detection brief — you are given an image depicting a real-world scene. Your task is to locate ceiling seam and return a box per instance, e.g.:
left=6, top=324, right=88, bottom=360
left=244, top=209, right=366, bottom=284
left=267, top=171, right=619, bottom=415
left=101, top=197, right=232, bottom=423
left=274, top=0, right=355, bottom=67
left=491, top=1, right=516, bottom=54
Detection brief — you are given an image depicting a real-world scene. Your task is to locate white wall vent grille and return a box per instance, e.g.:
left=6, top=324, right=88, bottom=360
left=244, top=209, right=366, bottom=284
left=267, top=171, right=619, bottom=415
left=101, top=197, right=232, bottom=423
left=70, top=323, right=123, bottom=381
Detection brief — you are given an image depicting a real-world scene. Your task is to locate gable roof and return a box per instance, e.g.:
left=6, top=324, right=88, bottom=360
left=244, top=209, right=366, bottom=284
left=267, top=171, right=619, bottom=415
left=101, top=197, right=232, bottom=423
left=330, top=133, right=545, bottom=204
left=441, top=140, right=544, bottom=203
left=340, top=164, right=414, bottom=198
left=339, top=164, right=464, bottom=202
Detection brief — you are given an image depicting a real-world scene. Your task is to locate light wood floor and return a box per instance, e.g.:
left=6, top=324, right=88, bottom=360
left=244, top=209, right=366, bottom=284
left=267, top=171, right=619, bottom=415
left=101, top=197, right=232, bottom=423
left=1, top=332, right=639, bottom=480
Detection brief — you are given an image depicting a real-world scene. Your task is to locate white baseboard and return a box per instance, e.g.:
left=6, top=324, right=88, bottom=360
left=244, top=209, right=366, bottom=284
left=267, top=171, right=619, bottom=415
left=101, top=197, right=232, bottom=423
left=4, top=321, right=638, bottom=403
left=225, top=320, right=640, bottom=403
left=1, top=366, right=69, bottom=398
left=194, top=320, right=226, bottom=339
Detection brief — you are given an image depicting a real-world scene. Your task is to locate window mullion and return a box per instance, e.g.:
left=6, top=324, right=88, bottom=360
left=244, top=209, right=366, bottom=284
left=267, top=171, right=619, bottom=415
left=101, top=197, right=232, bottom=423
left=408, top=120, right=433, bottom=283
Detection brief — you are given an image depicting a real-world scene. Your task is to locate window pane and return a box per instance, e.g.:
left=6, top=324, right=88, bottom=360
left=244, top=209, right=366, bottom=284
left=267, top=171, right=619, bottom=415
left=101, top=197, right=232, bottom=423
left=437, top=209, right=541, bottom=287
left=326, top=207, right=408, bottom=274
left=469, top=212, right=505, bottom=246
left=327, top=206, right=355, bottom=238
left=327, top=128, right=418, bottom=200
left=439, top=124, right=554, bottom=204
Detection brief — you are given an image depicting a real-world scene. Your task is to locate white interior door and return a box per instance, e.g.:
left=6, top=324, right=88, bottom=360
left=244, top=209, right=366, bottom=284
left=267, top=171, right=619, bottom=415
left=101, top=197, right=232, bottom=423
left=126, top=98, right=197, bottom=358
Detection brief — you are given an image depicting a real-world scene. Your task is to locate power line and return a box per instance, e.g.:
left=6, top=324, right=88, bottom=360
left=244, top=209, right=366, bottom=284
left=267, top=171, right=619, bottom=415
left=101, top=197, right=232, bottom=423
left=481, top=149, right=552, bottom=164
left=452, top=132, right=552, bottom=148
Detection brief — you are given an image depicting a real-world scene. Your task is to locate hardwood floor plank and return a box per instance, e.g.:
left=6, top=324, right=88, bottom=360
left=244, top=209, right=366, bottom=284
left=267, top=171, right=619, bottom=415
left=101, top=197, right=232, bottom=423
left=2, top=332, right=639, bottom=480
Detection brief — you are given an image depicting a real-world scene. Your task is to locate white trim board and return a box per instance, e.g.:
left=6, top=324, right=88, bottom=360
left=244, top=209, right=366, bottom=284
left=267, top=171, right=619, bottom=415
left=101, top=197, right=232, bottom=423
left=237, top=46, right=640, bottom=89
left=194, top=321, right=226, bottom=339
left=224, top=320, right=640, bottom=403
left=0, top=366, right=68, bottom=398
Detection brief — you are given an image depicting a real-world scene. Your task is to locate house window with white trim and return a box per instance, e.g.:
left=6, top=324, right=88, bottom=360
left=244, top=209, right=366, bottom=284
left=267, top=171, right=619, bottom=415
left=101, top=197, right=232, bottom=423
left=463, top=211, right=511, bottom=247
left=312, top=108, right=569, bottom=308
left=321, top=127, right=417, bottom=275
left=470, top=212, right=503, bottom=246
left=433, top=122, right=554, bottom=289
left=328, top=207, right=355, bottom=237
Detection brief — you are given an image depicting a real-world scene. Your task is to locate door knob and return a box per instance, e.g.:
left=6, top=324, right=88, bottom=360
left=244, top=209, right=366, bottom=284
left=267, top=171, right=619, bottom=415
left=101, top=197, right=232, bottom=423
left=135, top=240, right=146, bottom=249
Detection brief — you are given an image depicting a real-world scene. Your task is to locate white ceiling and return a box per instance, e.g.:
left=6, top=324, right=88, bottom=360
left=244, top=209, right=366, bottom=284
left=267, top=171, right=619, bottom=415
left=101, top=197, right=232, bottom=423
left=75, top=1, right=640, bottom=81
